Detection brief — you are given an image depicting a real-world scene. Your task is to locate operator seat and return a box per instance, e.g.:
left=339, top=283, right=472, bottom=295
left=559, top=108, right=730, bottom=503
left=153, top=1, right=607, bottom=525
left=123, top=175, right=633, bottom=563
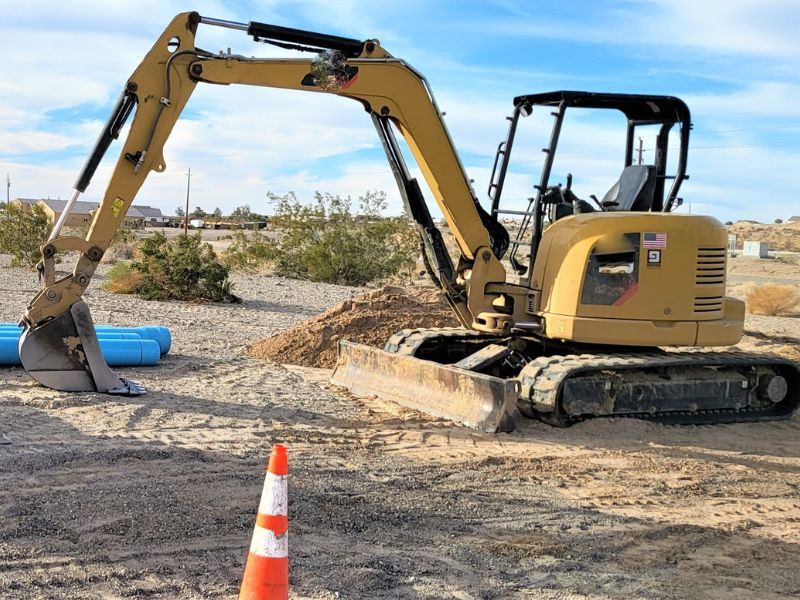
left=601, top=165, right=657, bottom=212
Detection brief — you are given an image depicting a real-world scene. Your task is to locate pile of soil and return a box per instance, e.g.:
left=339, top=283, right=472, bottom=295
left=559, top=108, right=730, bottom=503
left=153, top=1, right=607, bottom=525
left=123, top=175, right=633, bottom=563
left=248, top=286, right=459, bottom=368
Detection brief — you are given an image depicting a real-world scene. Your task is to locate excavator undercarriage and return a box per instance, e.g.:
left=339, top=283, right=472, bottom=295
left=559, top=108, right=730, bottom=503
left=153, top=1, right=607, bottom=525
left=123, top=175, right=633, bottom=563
left=333, top=329, right=800, bottom=432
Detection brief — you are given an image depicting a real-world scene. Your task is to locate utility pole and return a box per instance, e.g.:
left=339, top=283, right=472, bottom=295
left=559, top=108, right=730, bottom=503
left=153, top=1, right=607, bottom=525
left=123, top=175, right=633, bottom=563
left=5, top=174, right=9, bottom=204
left=184, top=166, right=191, bottom=236
left=637, top=137, right=644, bottom=165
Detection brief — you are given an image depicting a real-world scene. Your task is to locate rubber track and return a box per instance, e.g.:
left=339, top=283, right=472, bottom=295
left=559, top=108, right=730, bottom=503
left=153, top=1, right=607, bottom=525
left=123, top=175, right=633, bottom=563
left=519, top=351, right=800, bottom=426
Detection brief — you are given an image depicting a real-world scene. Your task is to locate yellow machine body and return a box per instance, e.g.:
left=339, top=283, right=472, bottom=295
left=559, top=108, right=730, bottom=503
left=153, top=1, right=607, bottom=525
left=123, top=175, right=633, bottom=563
left=530, top=213, right=744, bottom=347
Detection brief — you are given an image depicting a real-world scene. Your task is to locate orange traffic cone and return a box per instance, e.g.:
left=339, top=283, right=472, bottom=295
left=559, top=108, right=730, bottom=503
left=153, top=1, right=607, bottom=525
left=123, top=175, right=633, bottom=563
left=239, top=444, right=289, bottom=600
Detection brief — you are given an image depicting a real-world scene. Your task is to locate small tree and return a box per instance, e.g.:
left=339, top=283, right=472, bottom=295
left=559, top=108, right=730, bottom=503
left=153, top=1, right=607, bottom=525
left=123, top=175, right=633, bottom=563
left=267, top=190, right=417, bottom=285
left=105, top=231, right=238, bottom=302
left=192, top=206, right=207, bottom=218
left=0, top=203, right=52, bottom=267
left=231, top=205, right=253, bottom=221
left=775, top=218, right=783, bottom=224
left=175, top=206, right=185, bottom=217
left=212, top=207, right=222, bottom=219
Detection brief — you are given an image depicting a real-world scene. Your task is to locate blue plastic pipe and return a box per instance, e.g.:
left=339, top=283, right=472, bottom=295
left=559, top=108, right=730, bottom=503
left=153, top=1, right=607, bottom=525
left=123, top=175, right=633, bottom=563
left=0, top=324, right=171, bottom=354
left=0, top=337, right=161, bottom=367
left=0, top=331, right=142, bottom=341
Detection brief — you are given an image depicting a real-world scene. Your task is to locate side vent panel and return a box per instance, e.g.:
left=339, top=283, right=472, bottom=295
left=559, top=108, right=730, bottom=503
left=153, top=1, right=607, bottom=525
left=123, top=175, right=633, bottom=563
left=694, top=247, right=726, bottom=316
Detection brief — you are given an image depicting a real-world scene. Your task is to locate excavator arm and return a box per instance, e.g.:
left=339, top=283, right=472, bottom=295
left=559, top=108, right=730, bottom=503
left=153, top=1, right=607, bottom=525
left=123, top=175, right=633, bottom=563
left=20, top=12, right=514, bottom=395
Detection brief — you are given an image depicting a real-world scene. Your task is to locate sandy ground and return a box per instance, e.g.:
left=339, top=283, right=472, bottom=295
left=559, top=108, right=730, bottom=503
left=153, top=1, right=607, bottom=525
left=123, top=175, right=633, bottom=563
left=1, top=254, right=800, bottom=599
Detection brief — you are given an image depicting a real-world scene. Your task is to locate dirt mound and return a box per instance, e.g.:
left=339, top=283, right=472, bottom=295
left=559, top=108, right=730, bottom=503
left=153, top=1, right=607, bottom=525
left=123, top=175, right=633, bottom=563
left=249, top=286, right=459, bottom=368
left=728, top=221, right=800, bottom=252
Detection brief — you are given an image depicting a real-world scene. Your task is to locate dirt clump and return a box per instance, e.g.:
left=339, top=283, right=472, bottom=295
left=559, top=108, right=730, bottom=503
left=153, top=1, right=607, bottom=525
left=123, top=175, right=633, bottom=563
left=248, top=285, right=459, bottom=367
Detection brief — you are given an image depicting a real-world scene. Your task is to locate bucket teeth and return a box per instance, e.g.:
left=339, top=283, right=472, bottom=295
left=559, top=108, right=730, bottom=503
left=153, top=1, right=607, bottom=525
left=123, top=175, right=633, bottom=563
left=19, top=301, right=146, bottom=396
left=109, top=378, right=147, bottom=396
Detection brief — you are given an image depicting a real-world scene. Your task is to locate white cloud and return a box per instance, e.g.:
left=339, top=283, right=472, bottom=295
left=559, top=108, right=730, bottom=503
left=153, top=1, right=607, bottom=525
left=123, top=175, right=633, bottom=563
left=1, top=1, right=797, bottom=225
left=471, top=0, right=800, bottom=59
left=685, top=82, right=800, bottom=129
left=640, top=0, right=800, bottom=58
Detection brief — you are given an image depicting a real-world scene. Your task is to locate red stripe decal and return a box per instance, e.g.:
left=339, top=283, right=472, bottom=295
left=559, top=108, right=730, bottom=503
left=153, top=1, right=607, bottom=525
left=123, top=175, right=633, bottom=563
left=340, top=72, right=359, bottom=90
left=612, top=283, right=639, bottom=306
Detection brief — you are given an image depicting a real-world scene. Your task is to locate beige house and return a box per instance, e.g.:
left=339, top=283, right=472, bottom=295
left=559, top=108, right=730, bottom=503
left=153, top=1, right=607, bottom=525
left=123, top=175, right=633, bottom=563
left=134, top=205, right=169, bottom=226
left=11, top=198, right=162, bottom=229
left=11, top=198, right=40, bottom=212
left=38, top=199, right=99, bottom=227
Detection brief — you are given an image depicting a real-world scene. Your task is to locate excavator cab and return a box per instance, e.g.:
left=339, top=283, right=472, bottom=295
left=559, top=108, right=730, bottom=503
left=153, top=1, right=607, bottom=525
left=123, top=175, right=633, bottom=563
left=486, top=91, right=691, bottom=274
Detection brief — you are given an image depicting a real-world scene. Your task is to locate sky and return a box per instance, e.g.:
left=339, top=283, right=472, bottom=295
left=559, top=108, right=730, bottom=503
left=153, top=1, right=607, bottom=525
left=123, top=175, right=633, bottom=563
left=1, top=0, right=798, bottom=223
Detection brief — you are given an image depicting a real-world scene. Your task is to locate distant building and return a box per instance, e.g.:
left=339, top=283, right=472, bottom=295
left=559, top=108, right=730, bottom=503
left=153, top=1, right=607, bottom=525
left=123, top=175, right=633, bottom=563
left=130, top=205, right=169, bottom=227
left=36, top=199, right=99, bottom=227
left=788, top=216, right=800, bottom=222
left=11, top=198, right=166, bottom=229
left=11, top=197, right=39, bottom=211
left=743, top=240, right=769, bottom=259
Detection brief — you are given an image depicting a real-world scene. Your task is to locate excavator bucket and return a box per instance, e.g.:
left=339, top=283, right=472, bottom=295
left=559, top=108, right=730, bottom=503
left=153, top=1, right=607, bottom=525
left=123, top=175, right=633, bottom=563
left=330, top=340, right=518, bottom=433
left=18, top=301, right=145, bottom=395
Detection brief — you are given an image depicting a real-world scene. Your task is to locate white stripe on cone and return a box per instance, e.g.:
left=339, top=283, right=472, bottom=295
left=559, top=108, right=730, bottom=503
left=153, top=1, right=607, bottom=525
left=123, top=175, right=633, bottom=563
left=249, top=524, right=289, bottom=558
left=258, top=473, right=288, bottom=516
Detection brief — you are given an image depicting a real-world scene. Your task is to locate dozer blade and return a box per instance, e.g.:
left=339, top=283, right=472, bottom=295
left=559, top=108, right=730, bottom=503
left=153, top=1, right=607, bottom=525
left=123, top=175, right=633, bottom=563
left=330, top=340, right=517, bottom=433
left=19, top=301, right=145, bottom=396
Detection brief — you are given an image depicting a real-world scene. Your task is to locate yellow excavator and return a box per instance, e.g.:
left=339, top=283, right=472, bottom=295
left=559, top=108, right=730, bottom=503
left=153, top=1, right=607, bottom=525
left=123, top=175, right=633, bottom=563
left=19, top=12, right=799, bottom=432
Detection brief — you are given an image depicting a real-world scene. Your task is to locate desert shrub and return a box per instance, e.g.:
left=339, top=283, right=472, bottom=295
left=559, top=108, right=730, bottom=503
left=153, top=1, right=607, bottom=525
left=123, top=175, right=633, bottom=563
left=107, top=240, right=137, bottom=262
left=222, top=229, right=277, bottom=271
left=0, top=203, right=52, bottom=267
left=746, top=284, right=800, bottom=316
left=104, top=228, right=138, bottom=262
left=103, top=261, right=144, bottom=294
left=105, top=231, right=238, bottom=302
left=268, top=191, right=417, bottom=286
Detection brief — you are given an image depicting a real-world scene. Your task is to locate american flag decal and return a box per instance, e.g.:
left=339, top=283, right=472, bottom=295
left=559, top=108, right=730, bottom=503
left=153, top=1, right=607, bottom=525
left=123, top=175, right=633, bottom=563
left=643, top=232, right=667, bottom=249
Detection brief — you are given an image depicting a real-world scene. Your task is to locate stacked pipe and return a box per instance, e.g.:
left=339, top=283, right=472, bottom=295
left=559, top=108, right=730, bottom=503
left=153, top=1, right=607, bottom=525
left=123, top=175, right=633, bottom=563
left=0, top=324, right=171, bottom=367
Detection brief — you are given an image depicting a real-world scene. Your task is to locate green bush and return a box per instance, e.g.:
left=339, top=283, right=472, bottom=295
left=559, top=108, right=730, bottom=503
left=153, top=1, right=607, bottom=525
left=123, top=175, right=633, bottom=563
left=103, top=261, right=143, bottom=294
left=267, top=191, right=417, bottom=286
left=0, top=203, right=52, bottom=267
left=222, top=229, right=277, bottom=271
left=105, top=231, right=239, bottom=302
